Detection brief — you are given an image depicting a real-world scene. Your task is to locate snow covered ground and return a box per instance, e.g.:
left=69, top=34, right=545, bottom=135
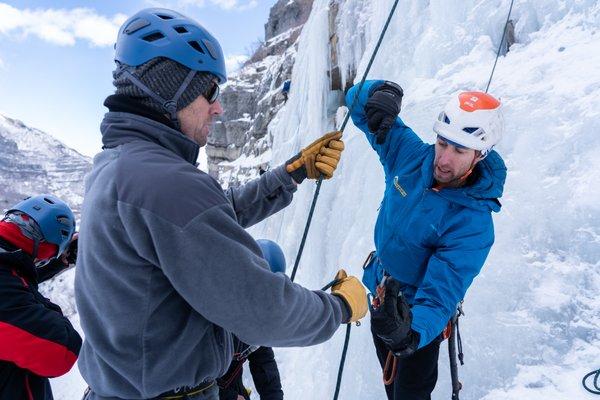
left=46, top=1, right=600, bottom=399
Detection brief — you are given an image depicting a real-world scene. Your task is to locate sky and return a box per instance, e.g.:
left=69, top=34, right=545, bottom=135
left=0, top=0, right=277, bottom=157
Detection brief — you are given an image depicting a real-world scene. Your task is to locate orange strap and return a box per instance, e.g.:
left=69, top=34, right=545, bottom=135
left=442, top=319, right=453, bottom=340
left=383, top=350, right=398, bottom=385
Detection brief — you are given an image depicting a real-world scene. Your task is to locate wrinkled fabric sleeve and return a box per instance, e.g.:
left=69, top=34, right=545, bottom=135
left=224, top=165, right=297, bottom=228
left=410, top=215, right=494, bottom=348
left=117, top=200, right=347, bottom=347
left=345, top=80, right=429, bottom=176
left=248, top=346, right=283, bottom=400
left=0, top=268, right=81, bottom=377
left=37, top=260, right=72, bottom=283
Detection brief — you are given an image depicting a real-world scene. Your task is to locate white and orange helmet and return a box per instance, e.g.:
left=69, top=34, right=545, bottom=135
left=433, top=91, right=504, bottom=156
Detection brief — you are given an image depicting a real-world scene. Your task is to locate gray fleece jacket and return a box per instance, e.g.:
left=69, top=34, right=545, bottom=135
left=75, top=111, right=348, bottom=399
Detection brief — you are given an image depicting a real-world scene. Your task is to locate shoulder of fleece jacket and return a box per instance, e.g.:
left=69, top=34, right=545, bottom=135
left=0, top=266, right=81, bottom=377
left=114, top=140, right=229, bottom=227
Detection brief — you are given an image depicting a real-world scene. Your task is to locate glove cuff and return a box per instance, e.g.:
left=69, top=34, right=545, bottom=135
left=391, top=330, right=420, bottom=358
left=285, top=153, right=307, bottom=184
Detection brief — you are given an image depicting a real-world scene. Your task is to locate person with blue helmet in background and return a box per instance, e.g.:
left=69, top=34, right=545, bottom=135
left=218, top=240, right=285, bottom=400
left=345, top=80, right=507, bottom=400
left=0, top=195, right=81, bottom=400
left=76, top=8, right=368, bottom=400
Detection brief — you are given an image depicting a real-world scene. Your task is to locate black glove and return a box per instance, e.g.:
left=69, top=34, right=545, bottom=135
left=365, top=81, right=404, bottom=144
left=370, top=276, right=420, bottom=358
left=65, top=235, right=78, bottom=265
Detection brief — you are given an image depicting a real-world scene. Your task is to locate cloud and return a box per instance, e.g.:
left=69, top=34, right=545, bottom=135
left=0, top=3, right=126, bottom=47
left=146, top=0, right=258, bottom=11
left=225, top=54, right=248, bottom=73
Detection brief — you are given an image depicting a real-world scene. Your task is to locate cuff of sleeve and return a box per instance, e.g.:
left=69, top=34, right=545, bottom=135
left=333, top=295, right=351, bottom=324
left=273, top=165, right=298, bottom=191
left=411, top=312, right=431, bottom=349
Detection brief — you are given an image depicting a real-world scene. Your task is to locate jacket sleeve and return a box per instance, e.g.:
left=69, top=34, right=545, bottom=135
left=36, top=259, right=71, bottom=283
left=117, top=199, right=349, bottom=348
left=248, top=347, right=283, bottom=400
left=345, top=80, right=429, bottom=176
left=224, top=165, right=297, bottom=228
left=0, top=268, right=82, bottom=377
left=410, top=214, right=495, bottom=348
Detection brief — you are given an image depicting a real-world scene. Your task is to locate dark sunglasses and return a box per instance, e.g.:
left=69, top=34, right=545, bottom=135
left=204, top=82, right=220, bottom=104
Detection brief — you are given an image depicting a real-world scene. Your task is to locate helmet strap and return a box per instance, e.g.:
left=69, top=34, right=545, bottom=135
left=119, top=68, right=197, bottom=131
left=31, top=237, right=39, bottom=260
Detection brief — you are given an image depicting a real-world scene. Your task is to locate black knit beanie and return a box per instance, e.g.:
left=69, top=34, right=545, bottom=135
left=113, top=57, right=215, bottom=114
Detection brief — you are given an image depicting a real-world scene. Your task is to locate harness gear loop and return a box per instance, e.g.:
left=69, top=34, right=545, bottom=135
left=383, top=351, right=398, bottom=386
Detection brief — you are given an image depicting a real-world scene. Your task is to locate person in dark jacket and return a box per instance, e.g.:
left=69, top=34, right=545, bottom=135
left=76, top=8, right=367, bottom=400
left=0, top=194, right=81, bottom=400
left=218, top=240, right=286, bottom=400
left=346, top=80, right=507, bottom=399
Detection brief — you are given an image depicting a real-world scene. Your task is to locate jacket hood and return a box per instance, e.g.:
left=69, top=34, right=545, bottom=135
left=423, top=149, right=507, bottom=213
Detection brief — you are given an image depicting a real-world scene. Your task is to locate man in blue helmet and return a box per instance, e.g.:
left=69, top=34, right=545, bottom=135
left=0, top=195, right=81, bottom=400
left=345, top=80, right=507, bottom=400
left=218, top=240, right=285, bottom=400
left=76, top=8, right=368, bottom=400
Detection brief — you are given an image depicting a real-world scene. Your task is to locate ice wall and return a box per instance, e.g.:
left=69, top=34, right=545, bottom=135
left=251, top=1, right=600, bottom=399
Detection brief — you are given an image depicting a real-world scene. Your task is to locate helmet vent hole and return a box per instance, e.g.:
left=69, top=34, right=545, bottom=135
left=463, top=127, right=479, bottom=134
left=142, top=32, right=166, bottom=42
left=174, top=26, right=188, bottom=34
left=44, top=197, right=55, bottom=204
left=188, top=41, right=205, bottom=54
left=156, top=14, right=174, bottom=20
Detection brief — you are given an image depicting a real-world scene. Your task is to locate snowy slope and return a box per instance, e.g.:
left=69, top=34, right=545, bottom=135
left=249, top=1, right=600, bottom=399
left=0, top=114, right=91, bottom=211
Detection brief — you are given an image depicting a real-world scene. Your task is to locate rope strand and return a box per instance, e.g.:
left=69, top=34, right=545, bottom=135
left=485, top=0, right=515, bottom=93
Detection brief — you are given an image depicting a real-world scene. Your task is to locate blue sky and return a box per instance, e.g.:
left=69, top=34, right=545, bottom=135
left=0, top=0, right=276, bottom=156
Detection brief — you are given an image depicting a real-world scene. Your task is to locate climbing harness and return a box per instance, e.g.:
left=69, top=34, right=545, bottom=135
left=583, top=368, right=600, bottom=395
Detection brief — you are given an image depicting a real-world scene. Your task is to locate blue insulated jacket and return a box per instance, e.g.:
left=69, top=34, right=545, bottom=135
left=346, top=80, right=507, bottom=348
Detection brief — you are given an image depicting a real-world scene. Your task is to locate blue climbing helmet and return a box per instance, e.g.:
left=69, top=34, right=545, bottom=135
left=6, top=195, right=76, bottom=258
left=256, top=239, right=286, bottom=274
left=115, top=8, right=227, bottom=83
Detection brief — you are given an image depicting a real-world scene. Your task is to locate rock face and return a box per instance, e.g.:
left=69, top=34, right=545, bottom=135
left=0, top=114, right=91, bottom=213
left=206, top=0, right=314, bottom=188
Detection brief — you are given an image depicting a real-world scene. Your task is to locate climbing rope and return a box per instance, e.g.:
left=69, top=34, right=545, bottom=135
left=287, top=1, right=401, bottom=399
left=485, top=0, right=515, bottom=93
left=290, top=0, right=400, bottom=282
left=583, top=368, right=600, bottom=395
left=447, top=2, right=516, bottom=398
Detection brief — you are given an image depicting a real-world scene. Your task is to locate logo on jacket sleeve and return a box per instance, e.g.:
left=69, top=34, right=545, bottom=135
left=393, top=176, right=407, bottom=197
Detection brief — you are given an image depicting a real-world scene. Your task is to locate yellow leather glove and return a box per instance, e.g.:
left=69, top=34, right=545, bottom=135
left=285, top=131, right=345, bottom=183
left=331, top=269, right=368, bottom=323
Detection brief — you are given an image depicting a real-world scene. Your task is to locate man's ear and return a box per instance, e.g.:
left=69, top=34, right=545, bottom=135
left=474, top=150, right=486, bottom=164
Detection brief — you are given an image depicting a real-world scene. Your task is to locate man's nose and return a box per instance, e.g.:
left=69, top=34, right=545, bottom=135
left=211, top=99, right=224, bottom=115
left=438, top=147, right=453, bottom=165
